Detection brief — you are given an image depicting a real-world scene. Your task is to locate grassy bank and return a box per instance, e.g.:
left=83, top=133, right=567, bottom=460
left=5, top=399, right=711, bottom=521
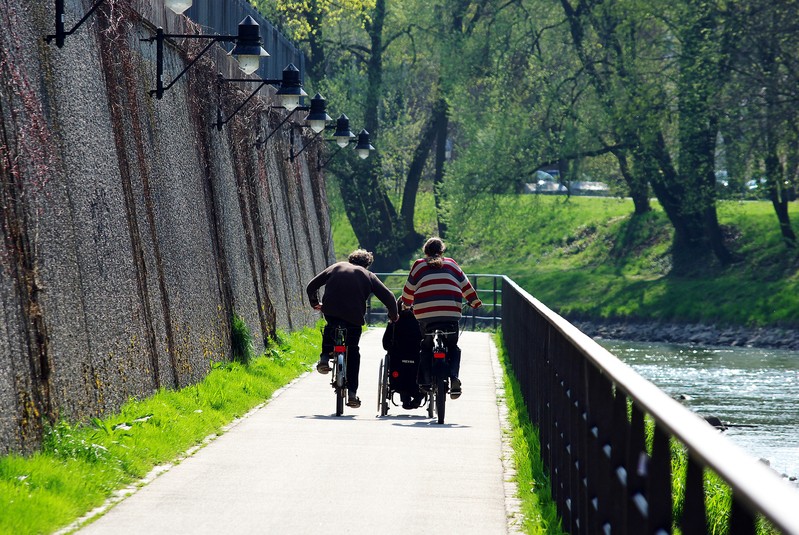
left=0, top=328, right=319, bottom=535
left=331, top=189, right=799, bottom=327
left=447, top=195, right=799, bottom=327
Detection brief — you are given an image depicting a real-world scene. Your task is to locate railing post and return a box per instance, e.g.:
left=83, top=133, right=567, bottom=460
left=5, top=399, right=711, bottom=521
left=492, top=276, right=498, bottom=330
left=472, top=275, right=477, bottom=331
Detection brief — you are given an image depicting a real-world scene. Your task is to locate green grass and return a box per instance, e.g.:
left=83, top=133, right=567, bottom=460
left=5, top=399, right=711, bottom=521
left=330, top=186, right=799, bottom=327
left=446, top=195, right=799, bottom=326
left=0, top=327, right=320, bottom=535
left=494, top=331, right=566, bottom=534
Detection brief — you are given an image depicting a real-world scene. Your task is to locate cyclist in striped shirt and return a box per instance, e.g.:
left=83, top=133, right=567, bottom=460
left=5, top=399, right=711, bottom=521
left=401, top=237, right=482, bottom=399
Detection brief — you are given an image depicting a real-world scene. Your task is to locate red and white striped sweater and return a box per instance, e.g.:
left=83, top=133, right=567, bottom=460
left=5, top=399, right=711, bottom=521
left=401, top=257, right=479, bottom=321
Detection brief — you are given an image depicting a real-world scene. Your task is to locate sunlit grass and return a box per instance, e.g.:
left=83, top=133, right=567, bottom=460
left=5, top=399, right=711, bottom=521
left=494, top=331, right=566, bottom=535
left=0, top=327, right=320, bottom=535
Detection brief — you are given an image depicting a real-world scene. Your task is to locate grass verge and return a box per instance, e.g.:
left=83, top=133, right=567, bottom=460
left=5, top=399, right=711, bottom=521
left=494, top=331, right=566, bottom=534
left=0, top=327, right=320, bottom=535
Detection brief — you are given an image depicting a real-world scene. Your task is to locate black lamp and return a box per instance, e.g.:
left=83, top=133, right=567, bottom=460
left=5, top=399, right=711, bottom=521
left=354, top=130, right=375, bottom=159
left=216, top=64, right=316, bottom=132
left=332, top=114, right=356, bottom=147
left=317, top=116, right=375, bottom=170
left=304, top=94, right=333, bottom=134
left=143, top=15, right=269, bottom=99
left=284, top=95, right=333, bottom=160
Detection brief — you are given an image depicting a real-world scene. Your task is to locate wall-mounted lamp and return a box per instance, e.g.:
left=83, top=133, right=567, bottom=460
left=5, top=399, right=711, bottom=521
left=45, top=0, right=104, bottom=48
left=274, top=64, right=307, bottom=112
left=305, top=93, right=333, bottom=134
left=284, top=94, right=334, bottom=161
left=317, top=116, right=375, bottom=170
left=142, top=15, right=269, bottom=99
left=252, top=89, right=328, bottom=145
left=332, top=114, right=356, bottom=147
left=216, top=63, right=312, bottom=131
left=354, top=129, right=376, bottom=159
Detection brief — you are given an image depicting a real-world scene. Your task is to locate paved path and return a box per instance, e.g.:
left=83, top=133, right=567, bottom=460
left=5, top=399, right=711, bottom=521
left=77, top=329, right=514, bottom=534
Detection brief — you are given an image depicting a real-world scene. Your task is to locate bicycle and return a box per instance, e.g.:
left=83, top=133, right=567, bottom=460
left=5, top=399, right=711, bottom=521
left=331, top=325, right=348, bottom=416
left=421, top=327, right=458, bottom=424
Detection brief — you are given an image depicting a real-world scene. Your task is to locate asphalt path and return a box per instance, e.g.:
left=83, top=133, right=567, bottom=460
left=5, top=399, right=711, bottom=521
left=76, top=329, right=515, bottom=534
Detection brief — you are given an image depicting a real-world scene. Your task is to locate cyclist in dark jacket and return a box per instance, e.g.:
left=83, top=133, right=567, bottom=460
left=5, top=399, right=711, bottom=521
left=306, top=249, right=399, bottom=408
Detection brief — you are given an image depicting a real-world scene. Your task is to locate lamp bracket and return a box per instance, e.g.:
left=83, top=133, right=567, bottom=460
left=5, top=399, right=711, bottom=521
left=215, top=76, right=290, bottom=130
left=254, top=107, right=309, bottom=146
left=317, top=144, right=346, bottom=170
left=142, top=28, right=237, bottom=99
left=287, top=129, right=322, bottom=162
left=45, top=0, right=105, bottom=48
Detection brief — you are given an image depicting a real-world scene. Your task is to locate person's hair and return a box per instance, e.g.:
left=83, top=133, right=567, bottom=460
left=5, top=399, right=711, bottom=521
left=423, top=237, right=445, bottom=268
left=348, top=249, right=374, bottom=268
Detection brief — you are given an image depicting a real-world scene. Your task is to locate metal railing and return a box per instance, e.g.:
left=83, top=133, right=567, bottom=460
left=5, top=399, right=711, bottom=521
left=501, top=276, right=799, bottom=534
left=366, top=273, right=503, bottom=329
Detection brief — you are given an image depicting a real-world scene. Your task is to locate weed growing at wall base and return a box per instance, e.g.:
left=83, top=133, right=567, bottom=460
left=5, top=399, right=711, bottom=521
left=0, top=327, right=320, bottom=535
left=231, top=312, right=256, bottom=364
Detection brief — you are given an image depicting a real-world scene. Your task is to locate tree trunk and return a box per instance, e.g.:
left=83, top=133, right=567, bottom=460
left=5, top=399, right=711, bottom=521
left=671, top=1, right=733, bottom=269
left=761, top=22, right=796, bottom=247
left=613, top=149, right=651, bottom=215
left=432, top=98, right=449, bottom=237
left=333, top=0, right=418, bottom=271
left=400, top=104, right=440, bottom=246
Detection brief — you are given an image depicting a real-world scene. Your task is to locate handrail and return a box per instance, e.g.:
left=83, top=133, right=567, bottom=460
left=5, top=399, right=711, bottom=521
left=501, top=276, right=799, bottom=533
left=367, top=272, right=503, bottom=329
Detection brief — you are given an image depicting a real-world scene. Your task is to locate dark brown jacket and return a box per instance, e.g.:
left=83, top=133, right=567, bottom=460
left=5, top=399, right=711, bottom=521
left=306, top=261, right=399, bottom=326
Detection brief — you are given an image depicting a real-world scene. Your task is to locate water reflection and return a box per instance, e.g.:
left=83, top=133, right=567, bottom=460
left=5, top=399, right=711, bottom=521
left=598, top=340, right=799, bottom=479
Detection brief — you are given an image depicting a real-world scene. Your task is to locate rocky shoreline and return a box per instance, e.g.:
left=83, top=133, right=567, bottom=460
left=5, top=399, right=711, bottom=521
left=570, top=319, right=799, bottom=351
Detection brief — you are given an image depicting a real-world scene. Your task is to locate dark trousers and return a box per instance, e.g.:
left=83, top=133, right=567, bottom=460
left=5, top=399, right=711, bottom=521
left=418, top=320, right=461, bottom=382
left=321, top=315, right=363, bottom=393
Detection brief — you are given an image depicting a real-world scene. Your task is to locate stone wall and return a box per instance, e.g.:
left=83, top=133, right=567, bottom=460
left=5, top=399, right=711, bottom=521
left=0, top=0, right=333, bottom=453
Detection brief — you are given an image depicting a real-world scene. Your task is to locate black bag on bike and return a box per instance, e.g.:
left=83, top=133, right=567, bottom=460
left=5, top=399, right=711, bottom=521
left=382, top=308, right=422, bottom=392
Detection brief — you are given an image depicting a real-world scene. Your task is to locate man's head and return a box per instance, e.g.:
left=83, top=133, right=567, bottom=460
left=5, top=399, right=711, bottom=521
left=348, top=249, right=374, bottom=268
left=423, top=237, right=445, bottom=257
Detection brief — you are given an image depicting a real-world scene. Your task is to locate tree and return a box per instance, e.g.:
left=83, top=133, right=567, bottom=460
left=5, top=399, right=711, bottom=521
left=720, top=0, right=799, bottom=246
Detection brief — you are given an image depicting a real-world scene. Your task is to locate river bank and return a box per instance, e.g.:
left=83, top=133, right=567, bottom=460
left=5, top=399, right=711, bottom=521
left=570, top=319, right=799, bottom=351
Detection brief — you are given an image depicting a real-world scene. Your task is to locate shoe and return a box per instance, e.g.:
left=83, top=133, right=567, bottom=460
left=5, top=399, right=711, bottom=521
left=402, top=400, right=413, bottom=410
left=410, top=395, right=423, bottom=409
left=346, top=391, right=361, bottom=408
left=316, top=358, right=331, bottom=374
left=450, top=377, right=462, bottom=399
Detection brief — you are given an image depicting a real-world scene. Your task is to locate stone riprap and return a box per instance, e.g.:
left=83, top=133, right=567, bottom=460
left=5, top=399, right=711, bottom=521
left=573, top=320, right=799, bottom=350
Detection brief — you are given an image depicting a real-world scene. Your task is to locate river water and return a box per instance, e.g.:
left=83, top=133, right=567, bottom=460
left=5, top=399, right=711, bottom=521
left=597, top=340, right=799, bottom=480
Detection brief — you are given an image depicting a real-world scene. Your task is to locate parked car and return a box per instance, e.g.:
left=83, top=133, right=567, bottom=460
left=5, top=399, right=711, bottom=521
left=534, top=170, right=567, bottom=193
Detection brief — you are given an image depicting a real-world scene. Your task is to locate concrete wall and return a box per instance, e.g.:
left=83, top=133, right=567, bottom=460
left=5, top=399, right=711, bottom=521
left=0, top=0, right=334, bottom=453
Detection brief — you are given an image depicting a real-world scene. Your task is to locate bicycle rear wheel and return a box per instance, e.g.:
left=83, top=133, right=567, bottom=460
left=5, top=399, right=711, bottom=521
left=335, top=353, right=345, bottom=416
left=436, top=377, right=447, bottom=424
left=378, top=356, right=389, bottom=416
